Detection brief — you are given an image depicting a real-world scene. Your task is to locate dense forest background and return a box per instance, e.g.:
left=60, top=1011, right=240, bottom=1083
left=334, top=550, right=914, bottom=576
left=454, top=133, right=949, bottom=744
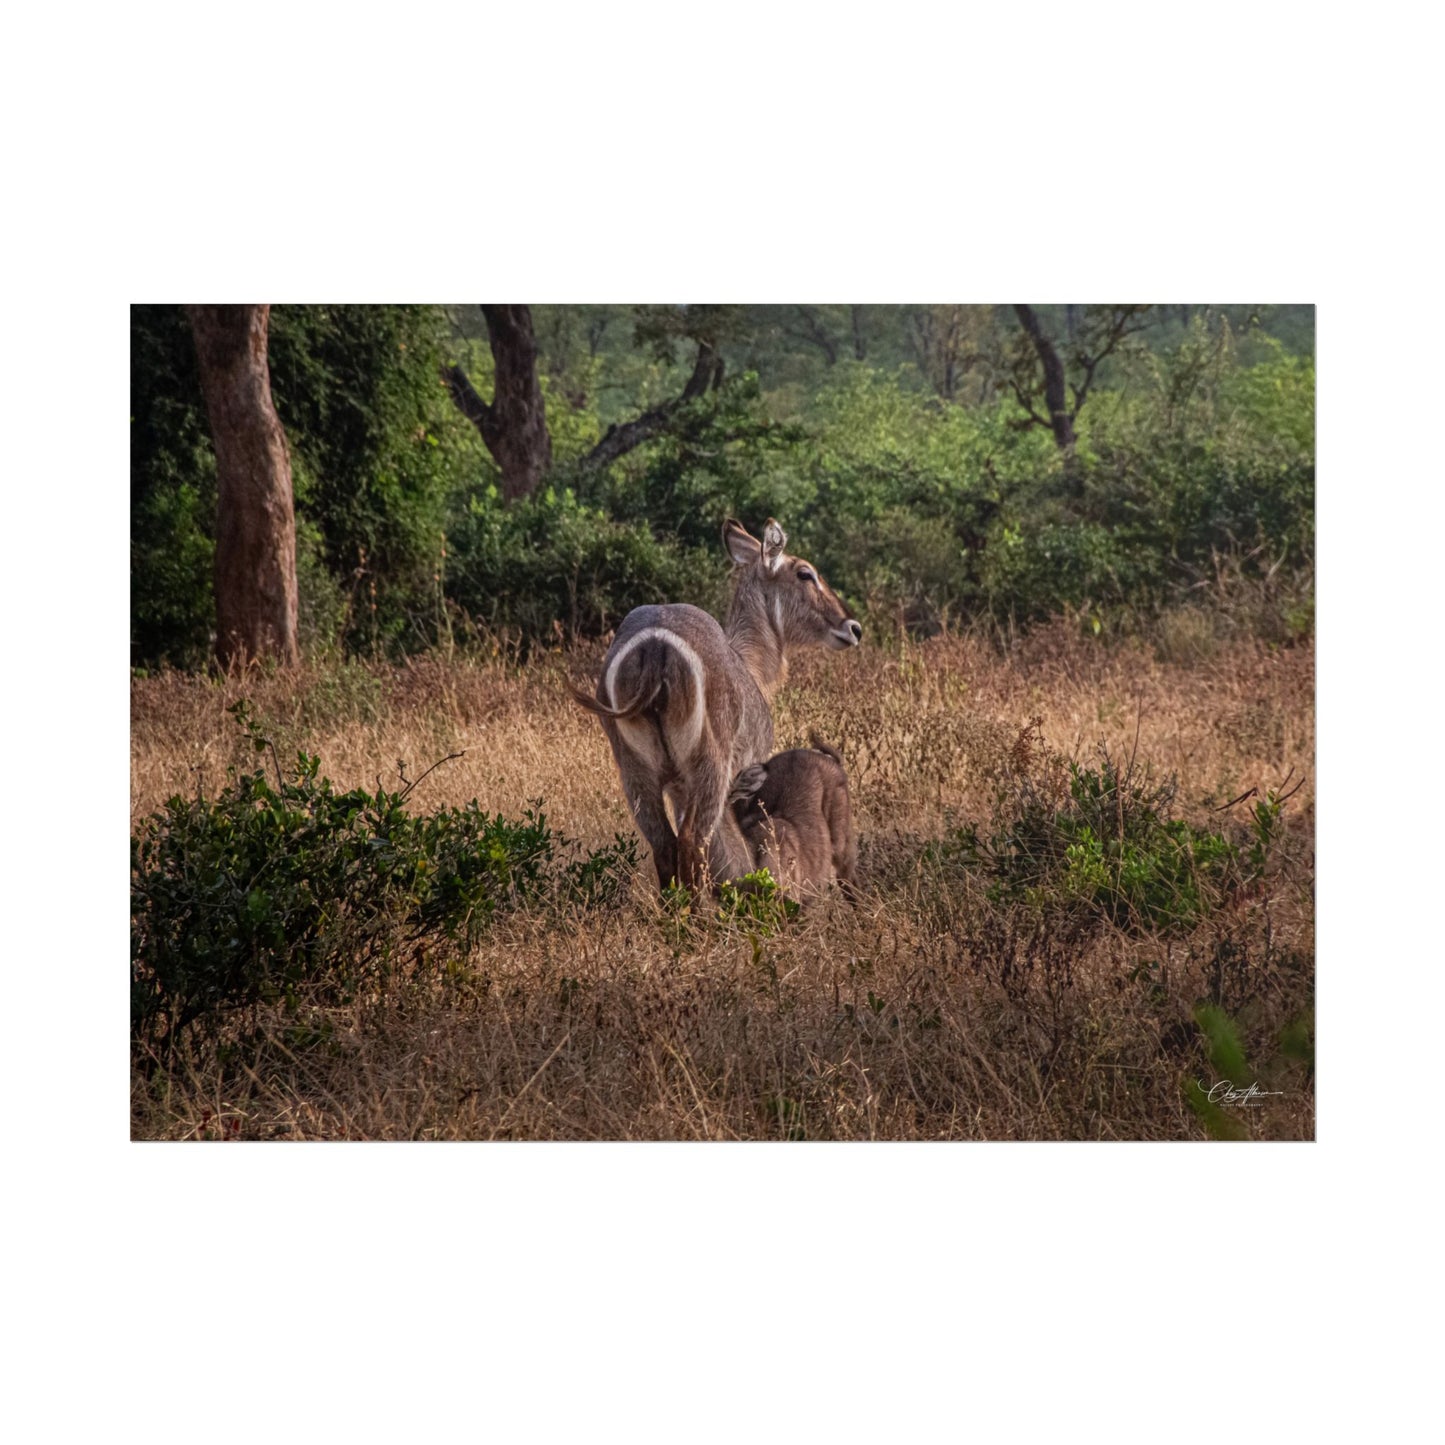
left=130, top=304, right=1314, bottom=668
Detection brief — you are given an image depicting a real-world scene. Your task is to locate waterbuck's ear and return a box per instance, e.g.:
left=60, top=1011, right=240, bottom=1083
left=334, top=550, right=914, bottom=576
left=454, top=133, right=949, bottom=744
left=728, top=764, right=768, bottom=806
left=723, top=518, right=762, bottom=568
left=762, top=518, right=788, bottom=573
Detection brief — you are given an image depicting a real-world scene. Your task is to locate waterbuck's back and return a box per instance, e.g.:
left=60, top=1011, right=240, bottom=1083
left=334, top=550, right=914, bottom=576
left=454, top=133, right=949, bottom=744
left=598, top=604, right=774, bottom=782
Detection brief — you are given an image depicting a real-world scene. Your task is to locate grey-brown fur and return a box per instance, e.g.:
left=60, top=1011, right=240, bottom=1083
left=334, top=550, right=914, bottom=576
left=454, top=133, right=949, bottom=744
left=728, top=735, right=858, bottom=900
left=571, top=519, right=860, bottom=892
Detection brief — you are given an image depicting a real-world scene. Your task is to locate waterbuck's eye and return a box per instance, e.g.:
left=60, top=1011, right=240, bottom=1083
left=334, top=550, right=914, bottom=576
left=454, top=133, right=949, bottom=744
left=797, top=567, right=817, bottom=584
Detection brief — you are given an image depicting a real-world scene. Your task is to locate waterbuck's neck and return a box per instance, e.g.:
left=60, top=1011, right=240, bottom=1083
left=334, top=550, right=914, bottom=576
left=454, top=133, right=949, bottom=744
left=725, top=578, right=787, bottom=698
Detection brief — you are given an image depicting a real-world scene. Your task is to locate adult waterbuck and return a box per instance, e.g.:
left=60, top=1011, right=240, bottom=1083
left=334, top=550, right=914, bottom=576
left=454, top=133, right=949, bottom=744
left=571, top=518, right=861, bottom=892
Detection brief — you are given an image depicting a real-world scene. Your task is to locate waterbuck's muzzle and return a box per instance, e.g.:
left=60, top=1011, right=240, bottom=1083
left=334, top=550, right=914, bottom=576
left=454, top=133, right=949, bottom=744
left=829, top=619, right=863, bottom=648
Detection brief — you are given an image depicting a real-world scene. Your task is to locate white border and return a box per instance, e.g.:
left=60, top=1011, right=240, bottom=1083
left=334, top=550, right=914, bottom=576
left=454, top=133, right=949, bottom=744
left=6, top=1, right=1438, bottom=1438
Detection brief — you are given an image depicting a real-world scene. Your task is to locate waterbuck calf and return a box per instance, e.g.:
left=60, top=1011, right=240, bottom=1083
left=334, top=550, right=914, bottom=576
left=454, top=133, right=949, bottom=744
left=572, top=518, right=861, bottom=892
left=727, top=737, right=858, bottom=900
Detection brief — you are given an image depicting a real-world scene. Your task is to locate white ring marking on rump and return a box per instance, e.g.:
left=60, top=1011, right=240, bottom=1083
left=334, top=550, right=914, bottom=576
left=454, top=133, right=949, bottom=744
left=603, top=626, right=707, bottom=761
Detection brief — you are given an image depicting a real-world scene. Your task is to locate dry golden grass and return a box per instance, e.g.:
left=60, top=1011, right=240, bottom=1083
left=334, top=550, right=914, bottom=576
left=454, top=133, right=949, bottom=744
left=131, top=625, right=1314, bottom=1141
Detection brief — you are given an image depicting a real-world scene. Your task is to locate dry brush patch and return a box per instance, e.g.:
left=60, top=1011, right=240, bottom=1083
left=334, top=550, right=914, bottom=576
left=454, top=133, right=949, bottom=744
left=131, top=630, right=1314, bottom=1141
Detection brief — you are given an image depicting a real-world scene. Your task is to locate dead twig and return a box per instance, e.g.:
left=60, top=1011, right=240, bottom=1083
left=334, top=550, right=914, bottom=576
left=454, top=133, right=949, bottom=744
left=1213, top=786, right=1258, bottom=813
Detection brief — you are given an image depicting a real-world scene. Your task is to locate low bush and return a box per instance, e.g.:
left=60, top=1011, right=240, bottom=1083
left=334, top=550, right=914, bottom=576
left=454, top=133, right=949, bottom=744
left=937, top=734, right=1290, bottom=934
left=130, top=703, right=637, bottom=1061
left=717, top=868, right=800, bottom=934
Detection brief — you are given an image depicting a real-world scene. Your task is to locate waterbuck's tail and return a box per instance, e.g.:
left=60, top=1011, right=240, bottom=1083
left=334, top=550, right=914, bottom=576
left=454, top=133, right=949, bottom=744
left=567, top=675, right=664, bottom=721
left=808, top=733, right=844, bottom=767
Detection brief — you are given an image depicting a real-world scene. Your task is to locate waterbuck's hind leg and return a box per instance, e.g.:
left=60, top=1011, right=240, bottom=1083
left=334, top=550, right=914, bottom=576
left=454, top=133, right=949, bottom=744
left=638, top=792, right=679, bottom=890
left=606, top=725, right=678, bottom=889
left=706, top=806, right=756, bottom=888
left=674, top=754, right=731, bottom=895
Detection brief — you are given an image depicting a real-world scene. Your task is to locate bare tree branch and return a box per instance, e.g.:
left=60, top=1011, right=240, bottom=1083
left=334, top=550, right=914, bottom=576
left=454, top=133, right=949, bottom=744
left=1070, top=305, right=1151, bottom=414
left=781, top=305, right=839, bottom=366
left=1001, top=361, right=1050, bottom=429
left=579, top=340, right=724, bottom=472
left=442, top=362, right=496, bottom=446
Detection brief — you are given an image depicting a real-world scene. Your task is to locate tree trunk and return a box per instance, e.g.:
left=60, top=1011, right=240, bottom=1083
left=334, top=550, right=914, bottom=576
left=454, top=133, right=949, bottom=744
left=1014, top=304, right=1077, bottom=453
left=851, top=305, right=867, bottom=361
left=444, top=309, right=727, bottom=484
left=444, top=304, right=552, bottom=501
left=185, top=304, right=300, bottom=668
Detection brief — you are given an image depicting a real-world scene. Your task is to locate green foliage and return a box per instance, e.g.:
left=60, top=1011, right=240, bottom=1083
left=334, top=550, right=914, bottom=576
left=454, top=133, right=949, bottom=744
left=294, top=518, right=351, bottom=658
left=1184, top=999, right=1313, bottom=1140
left=1183, top=1077, right=1249, bottom=1141
left=131, top=703, right=636, bottom=1060
left=764, top=1091, right=808, bottom=1141
left=655, top=881, right=696, bottom=948
left=980, top=516, right=1162, bottom=627
left=560, top=832, right=640, bottom=907
left=131, top=305, right=218, bottom=667
left=948, top=743, right=1282, bottom=934
left=132, top=304, right=1314, bottom=663
left=717, top=868, right=800, bottom=934
left=583, top=372, right=812, bottom=553
left=1194, top=1003, right=1249, bottom=1081
left=447, top=338, right=603, bottom=465
left=445, top=485, right=716, bottom=645
left=131, top=477, right=217, bottom=669
left=630, top=303, right=751, bottom=363
left=130, top=304, right=483, bottom=665
left=795, top=324, right=1310, bottom=633
left=268, top=304, right=483, bottom=654
left=1277, top=1009, right=1314, bottom=1068
left=798, top=368, right=1058, bottom=628
left=1081, top=327, right=1316, bottom=583
left=1183, top=1004, right=1254, bottom=1139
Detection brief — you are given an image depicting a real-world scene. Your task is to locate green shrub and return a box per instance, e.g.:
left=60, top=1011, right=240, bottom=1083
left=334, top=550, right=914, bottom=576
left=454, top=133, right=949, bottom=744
left=445, top=485, right=715, bottom=645
left=269, top=304, right=484, bottom=654
left=580, top=372, right=811, bottom=548
left=131, top=305, right=218, bottom=668
left=799, top=370, right=1056, bottom=628
left=979, top=515, right=1166, bottom=626
left=560, top=832, right=641, bottom=907
left=943, top=742, right=1286, bottom=933
left=131, top=703, right=637, bottom=1059
left=1184, top=998, right=1314, bottom=1140
left=717, top=868, right=800, bottom=933
left=1082, top=334, right=1315, bottom=580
